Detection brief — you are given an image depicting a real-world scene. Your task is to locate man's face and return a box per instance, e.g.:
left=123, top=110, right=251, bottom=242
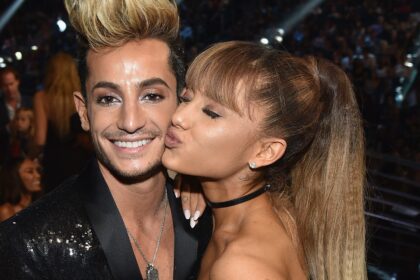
left=1, top=72, right=20, bottom=101
left=75, top=39, right=178, bottom=180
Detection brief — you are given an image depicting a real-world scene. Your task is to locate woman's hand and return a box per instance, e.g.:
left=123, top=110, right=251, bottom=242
left=174, top=175, right=206, bottom=228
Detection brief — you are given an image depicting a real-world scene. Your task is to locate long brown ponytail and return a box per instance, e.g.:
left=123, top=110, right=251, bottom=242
left=289, top=57, right=366, bottom=279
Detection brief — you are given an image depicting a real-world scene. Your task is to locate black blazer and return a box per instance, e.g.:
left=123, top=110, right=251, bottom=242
left=0, top=160, right=211, bottom=279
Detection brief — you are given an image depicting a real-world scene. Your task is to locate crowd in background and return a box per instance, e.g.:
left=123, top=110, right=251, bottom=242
left=0, top=53, right=93, bottom=221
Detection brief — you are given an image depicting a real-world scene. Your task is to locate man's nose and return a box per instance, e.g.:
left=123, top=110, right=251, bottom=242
left=117, top=101, right=147, bottom=133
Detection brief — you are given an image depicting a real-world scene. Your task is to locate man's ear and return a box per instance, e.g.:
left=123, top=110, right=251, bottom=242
left=73, top=91, right=90, bottom=131
left=249, top=138, right=287, bottom=169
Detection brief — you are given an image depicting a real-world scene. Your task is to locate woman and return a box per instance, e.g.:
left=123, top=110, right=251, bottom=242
left=9, top=107, right=36, bottom=158
left=33, top=52, right=92, bottom=192
left=163, top=41, right=366, bottom=279
left=0, top=157, right=42, bottom=222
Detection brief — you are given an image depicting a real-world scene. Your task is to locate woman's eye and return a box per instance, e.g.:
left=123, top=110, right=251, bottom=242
left=202, top=108, right=221, bottom=119
left=143, top=93, right=163, bottom=103
left=96, top=96, right=119, bottom=105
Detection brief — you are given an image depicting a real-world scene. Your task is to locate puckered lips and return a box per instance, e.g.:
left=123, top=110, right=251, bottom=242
left=165, top=127, right=182, bottom=149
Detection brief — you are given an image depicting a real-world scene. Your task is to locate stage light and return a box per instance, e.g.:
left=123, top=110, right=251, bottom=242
left=15, top=51, right=22, bottom=60
left=260, top=38, right=269, bottom=45
left=277, top=28, right=285, bottom=36
left=275, top=36, right=283, bottom=43
left=0, top=57, right=3, bottom=63
left=395, top=93, right=404, bottom=102
left=6, top=57, right=12, bottom=62
left=57, top=19, right=67, bottom=32
left=404, top=61, right=413, bottom=68
left=31, top=45, right=38, bottom=51
left=0, top=63, right=6, bottom=68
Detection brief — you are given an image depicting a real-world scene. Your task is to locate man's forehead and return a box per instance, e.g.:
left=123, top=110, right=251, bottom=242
left=87, top=39, right=170, bottom=65
left=1, top=71, right=18, bottom=82
left=85, top=39, right=174, bottom=84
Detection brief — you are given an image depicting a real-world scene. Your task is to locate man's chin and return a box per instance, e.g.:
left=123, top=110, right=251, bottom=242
left=102, top=159, right=164, bottom=185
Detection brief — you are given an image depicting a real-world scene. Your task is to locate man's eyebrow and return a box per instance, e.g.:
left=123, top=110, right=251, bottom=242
left=91, top=81, right=121, bottom=93
left=139, top=78, right=170, bottom=89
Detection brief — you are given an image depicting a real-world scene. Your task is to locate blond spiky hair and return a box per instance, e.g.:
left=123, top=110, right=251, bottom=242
left=64, top=0, right=179, bottom=50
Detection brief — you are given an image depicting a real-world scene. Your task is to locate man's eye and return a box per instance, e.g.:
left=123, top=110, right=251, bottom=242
left=202, top=108, right=221, bottom=119
left=96, top=96, right=119, bottom=105
left=143, top=93, right=163, bottom=102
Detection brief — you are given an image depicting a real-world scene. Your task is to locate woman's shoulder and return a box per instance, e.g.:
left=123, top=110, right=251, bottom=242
left=212, top=214, right=307, bottom=279
left=0, top=203, right=17, bottom=222
left=211, top=251, right=285, bottom=280
left=33, top=91, right=46, bottom=108
left=34, top=90, right=46, bottom=100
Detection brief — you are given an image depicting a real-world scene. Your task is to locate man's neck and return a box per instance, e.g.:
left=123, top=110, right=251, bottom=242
left=98, top=162, right=168, bottom=225
left=6, top=91, right=21, bottom=106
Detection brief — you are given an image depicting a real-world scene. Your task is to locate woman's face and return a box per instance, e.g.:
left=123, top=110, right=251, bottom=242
left=19, top=159, right=42, bottom=193
left=15, top=111, right=31, bottom=133
left=163, top=89, right=261, bottom=180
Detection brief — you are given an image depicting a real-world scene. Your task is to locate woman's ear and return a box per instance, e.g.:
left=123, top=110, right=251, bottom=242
left=249, top=138, right=286, bottom=169
left=73, top=91, right=90, bottom=131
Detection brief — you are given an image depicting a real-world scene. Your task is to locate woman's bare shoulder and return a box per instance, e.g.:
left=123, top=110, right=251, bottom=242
left=0, top=203, right=16, bottom=222
left=34, top=90, right=45, bottom=99
left=210, top=248, right=300, bottom=280
left=210, top=216, right=307, bottom=280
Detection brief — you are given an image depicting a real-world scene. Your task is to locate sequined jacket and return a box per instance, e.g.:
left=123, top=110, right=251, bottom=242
left=0, top=160, right=211, bottom=280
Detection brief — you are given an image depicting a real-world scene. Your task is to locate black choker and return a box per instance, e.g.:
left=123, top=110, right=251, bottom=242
left=206, top=184, right=271, bottom=208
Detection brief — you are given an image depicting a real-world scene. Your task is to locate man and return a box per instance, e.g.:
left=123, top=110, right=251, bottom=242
left=0, top=0, right=210, bottom=279
left=0, top=67, right=31, bottom=164
left=0, top=67, right=29, bottom=120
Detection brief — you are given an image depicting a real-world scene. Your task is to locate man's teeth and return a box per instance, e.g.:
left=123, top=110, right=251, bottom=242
left=114, top=139, right=151, bottom=148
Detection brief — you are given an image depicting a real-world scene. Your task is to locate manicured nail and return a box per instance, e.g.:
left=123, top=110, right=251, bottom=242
left=193, top=211, right=201, bottom=221
left=190, top=218, right=197, bottom=229
left=174, top=189, right=180, bottom=198
left=184, top=210, right=191, bottom=220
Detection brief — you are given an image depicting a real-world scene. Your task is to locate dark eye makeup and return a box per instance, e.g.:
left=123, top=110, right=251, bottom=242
left=202, top=108, right=221, bottom=119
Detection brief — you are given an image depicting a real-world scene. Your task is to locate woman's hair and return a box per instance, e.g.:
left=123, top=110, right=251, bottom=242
left=187, top=41, right=366, bottom=280
left=13, top=107, right=35, bottom=137
left=64, top=0, right=185, bottom=96
left=0, top=157, right=27, bottom=205
left=44, top=52, right=81, bottom=139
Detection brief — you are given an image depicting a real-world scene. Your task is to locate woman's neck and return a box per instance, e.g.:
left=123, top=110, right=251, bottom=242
left=201, top=180, right=272, bottom=230
left=18, top=193, right=32, bottom=208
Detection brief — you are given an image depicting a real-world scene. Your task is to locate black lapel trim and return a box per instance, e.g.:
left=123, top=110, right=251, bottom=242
left=167, top=180, right=199, bottom=280
left=76, top=160, right=142, bottom=280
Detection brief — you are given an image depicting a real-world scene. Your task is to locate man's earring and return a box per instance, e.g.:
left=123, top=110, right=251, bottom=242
left=249, top=162, right=257, bottom=169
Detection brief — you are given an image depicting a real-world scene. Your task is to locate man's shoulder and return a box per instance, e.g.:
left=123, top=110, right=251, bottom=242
left=0, top=175, right=84, bottom=239
left=0, top=174, right=112, bottom=279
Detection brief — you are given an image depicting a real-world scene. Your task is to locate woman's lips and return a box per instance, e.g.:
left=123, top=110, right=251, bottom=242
left=165, top=128, right=182, bottom=148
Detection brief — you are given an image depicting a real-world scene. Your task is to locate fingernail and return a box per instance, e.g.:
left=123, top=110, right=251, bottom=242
left=184, top=210, right=191, bottom=220
left=174, top=189, right=180, bottom=198
left=193, top=211, right=201, bottom=221
left=190, top=218, right=197, bottom=229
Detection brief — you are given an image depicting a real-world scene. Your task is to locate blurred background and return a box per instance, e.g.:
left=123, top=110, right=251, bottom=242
left=0, top=0, right=419, bottom=279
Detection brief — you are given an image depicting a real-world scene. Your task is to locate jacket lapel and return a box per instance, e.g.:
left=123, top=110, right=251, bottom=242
left=77, top=160, right=142, bottom=280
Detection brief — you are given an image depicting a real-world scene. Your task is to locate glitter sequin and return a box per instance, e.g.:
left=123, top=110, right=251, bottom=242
left=0, top=178, right=114, bottom=279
